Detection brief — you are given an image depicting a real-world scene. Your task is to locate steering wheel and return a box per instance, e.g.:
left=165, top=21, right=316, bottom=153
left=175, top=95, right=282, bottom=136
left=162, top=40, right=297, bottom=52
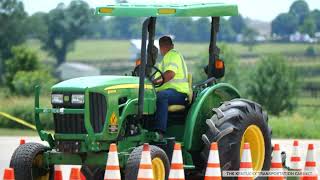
left=132, top=65, right=165, bottom=88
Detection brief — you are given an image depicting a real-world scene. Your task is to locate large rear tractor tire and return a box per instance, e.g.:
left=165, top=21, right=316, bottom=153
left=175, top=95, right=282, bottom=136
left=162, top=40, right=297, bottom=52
left=125, top=145, right=170, bottom=180
left=201, top=99, right=272, bottom=179
left=80, top=165, right=105, bottom=180
left=10, top=143, right=54, bottom=180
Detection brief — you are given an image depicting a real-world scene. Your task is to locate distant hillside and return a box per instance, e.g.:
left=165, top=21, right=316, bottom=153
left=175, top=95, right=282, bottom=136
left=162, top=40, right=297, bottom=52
left=245, top=18, right=271, bottom=37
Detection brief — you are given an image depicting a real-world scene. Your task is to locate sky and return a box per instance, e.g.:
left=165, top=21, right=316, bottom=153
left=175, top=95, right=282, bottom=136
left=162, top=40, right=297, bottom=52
left=21, top=0, right=320, bottom=22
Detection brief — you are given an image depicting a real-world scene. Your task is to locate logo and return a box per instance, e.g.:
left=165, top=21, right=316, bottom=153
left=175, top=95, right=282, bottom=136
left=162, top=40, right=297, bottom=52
left=109, top=112, right=118, bottom=133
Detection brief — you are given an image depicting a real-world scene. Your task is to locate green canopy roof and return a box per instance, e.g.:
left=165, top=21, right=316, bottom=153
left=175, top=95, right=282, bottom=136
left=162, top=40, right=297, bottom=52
left=95, top=3, right=238, bottom=17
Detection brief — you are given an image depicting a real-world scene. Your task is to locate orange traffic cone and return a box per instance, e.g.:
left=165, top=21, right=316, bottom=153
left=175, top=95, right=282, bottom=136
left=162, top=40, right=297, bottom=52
left=301, top=144, right=318, bottom=180
left=169, top=143, right=185, bottom=180
left=137, top=143, right=154, bottom=180
left=269, top=144, right=284, bottom=180
left=19, top=139, right=25, bottom=145
left=290, top=140, right=302, bottom=170
left=204, top=142, right=221, bottom=180
left=54, top=165, right=63, bottom=180
left=69, top=167, right=81, bottom=180
left=104, top=143, right=121, bottom=180
left=3, top=168, right=15, bottom=180
left=238, top=143, right=253, bottom=180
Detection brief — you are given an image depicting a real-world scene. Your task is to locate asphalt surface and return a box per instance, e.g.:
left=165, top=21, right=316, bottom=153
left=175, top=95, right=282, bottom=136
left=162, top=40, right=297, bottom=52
left=0, top=137, right=319, bottom=179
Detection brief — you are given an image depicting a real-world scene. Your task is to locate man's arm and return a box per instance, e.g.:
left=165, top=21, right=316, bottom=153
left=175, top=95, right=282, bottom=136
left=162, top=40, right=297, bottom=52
left=153, top=70, right=175, bottom=84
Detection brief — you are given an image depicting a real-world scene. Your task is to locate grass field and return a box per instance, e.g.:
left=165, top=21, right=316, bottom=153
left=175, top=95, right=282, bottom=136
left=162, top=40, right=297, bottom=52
left=0, top=128, right=38, bottom=136
left=26, top=39, right=320, bottom=62
left=269, top=107, right=320, bottom=138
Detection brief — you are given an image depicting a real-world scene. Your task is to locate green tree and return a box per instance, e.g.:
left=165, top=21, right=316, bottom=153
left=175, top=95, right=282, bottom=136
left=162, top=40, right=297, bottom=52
left=305, top=46, right=316, bottom=57
left=85, top=16, right=109, bottom=39
left=26, top=12, right=48, bottom=39
left=0, top=0, right=27, bottom=82
left=12, top=70, right=57, bottom=96
left=194, top=18, right=210, bottom=42
left=242, top=28, right=258, bottom=51
left=4, top=46, right=40, bottom=90
left=107, top=17, right=142, bottom=39
left=219, top=44, right=243, bottom=89
left=171, top=18, right=196, bottom=42
left=41, top=1, right=92, bottom=66
left=289, top=0, right=310, bottom=25
left=229, top=15, right=246, bottom=34
left=247, top=55, right=298, bottom=115
left=193, top=44, right=244, bottom=93
left=271, top=13, right=299, bottom=36
left=299, top=16, right=316, bottom=37
left=311, top=10, right=320, bottom=32
left=218, top=18, right=236, bottom=42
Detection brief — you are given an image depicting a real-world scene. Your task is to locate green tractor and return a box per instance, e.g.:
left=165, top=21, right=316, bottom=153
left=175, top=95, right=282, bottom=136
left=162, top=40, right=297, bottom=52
left=10, top=2, right=272, bottom=180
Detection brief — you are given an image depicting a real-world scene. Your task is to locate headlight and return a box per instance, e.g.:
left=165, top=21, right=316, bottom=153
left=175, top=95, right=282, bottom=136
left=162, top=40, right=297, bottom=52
left=72, top=94, right=84, bottom=104
left=51, top=94, right=63, bottom=104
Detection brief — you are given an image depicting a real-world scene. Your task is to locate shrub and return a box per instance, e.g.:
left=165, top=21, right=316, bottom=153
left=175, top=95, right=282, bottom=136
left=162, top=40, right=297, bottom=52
left=0, top=96, right=53, bottom=129
left=12, top=70, right=57, bottom=96
left=193, top=44, right=245, bottom=87
left=4, top=46, right=40, bottom=90
left=305, top=46, right=316, bottom=57
left=247, top=55, right=299, bottom=115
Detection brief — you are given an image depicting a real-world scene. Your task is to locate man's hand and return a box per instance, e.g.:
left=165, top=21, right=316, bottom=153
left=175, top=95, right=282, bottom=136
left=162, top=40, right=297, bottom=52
left=153, top=78, right=163, bottom=85
left=152, top=71, right=176, bottom=84
left=163, top=70, right=175, bottom=83
left=152, top=70, right=175, bottom=85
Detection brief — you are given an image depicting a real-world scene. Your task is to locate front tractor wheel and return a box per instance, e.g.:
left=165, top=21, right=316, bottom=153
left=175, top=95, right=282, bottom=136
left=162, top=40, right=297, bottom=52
left=125, top=145, right=170, bottom=180
left=10, top=143, right=54, bottom=180
left=201, top=99, right=272, bottom=179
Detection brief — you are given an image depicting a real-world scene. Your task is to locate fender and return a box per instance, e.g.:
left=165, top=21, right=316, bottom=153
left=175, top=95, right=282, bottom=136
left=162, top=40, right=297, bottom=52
left=183, top=83, right=241, bottom=151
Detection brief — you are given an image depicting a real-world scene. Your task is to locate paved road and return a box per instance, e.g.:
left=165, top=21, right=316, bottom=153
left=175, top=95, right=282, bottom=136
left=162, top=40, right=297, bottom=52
left=0, top=137, right=319, bottom=179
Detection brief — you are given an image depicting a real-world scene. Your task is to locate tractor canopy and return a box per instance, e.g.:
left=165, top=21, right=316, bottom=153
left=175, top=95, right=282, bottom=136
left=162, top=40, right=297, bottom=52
left=95, top=2, right=238, bottom=17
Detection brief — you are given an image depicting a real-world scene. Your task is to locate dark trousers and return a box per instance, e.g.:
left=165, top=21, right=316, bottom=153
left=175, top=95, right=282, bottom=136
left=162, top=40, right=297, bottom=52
left=155, top=89, right=187, bottom=133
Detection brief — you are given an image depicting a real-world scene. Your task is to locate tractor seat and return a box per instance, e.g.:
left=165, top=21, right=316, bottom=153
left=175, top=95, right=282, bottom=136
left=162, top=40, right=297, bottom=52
left=168, top=73, right=193, bottom=112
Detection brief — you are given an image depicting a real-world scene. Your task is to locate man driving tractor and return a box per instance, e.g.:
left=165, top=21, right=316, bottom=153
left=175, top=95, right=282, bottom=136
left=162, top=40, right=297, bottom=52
left=153, top=36, right=190, bottom=135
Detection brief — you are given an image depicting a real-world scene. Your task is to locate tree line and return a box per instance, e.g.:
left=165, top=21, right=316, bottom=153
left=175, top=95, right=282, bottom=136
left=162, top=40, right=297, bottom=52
left=1, top=0, right=319, bottom=81
left=272, top=0, right=320, bottom=37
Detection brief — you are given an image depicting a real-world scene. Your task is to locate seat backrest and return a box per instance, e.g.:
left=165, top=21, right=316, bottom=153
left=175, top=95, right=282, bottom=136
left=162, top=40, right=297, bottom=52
left=188, top=73, right=193, bottom=104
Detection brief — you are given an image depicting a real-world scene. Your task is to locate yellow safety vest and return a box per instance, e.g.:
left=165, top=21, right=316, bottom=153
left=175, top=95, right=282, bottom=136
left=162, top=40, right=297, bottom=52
left=156, top=49, right=190, bottom=96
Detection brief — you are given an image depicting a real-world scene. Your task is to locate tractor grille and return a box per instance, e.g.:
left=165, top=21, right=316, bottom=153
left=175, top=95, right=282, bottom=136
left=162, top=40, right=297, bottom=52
left=53, top=92, right=107, bottom=134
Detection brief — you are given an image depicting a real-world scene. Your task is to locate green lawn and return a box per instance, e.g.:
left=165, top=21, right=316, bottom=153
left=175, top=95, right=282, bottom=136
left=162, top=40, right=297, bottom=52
left=269, top=107, right=320, bottom=138
left=0, top=128, right=38, bottom=136
left=25, top=39, right=320, bottom=62
left=298, top=97, right=320, bottom=106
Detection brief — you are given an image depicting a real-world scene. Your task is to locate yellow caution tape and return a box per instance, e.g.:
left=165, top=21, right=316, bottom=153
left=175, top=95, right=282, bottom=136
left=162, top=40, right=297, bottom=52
left=0, top=112, right=36, bottom=130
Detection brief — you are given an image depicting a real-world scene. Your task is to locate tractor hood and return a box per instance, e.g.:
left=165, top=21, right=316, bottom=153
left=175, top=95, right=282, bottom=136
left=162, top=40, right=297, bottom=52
left=52, top=75, right=141, bottom=92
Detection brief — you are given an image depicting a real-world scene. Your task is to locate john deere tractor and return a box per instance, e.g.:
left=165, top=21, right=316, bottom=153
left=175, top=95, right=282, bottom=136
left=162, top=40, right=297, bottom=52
left=10, top=2, right=272, bottom=180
